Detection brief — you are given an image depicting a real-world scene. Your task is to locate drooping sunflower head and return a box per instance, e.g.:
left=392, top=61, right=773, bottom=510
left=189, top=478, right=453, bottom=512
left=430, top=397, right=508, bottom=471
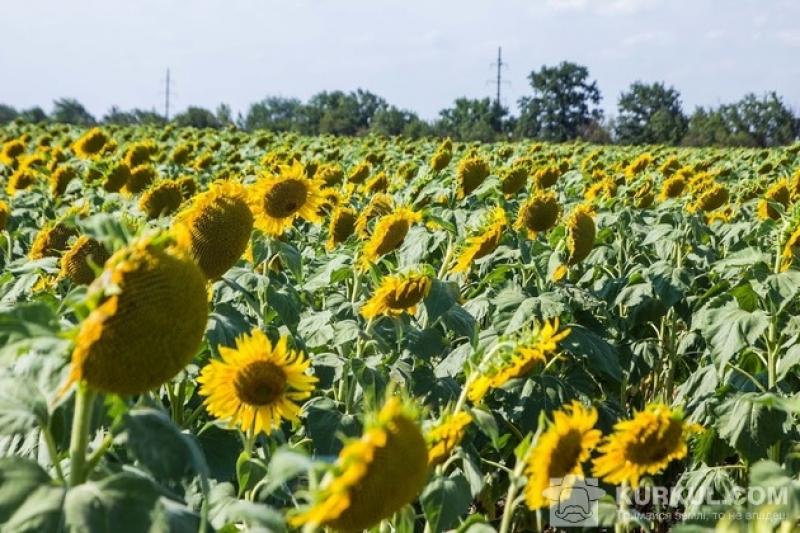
left=1, top=139, right=26, bottom=165
left=430, top=147, right=452, bottom=172
left=49, top=165, right=77, bottom=197
left=533, top=165, right=561, bottom=189
left=176, top=175, right=197, bottom=200
left=632, top=180, right=655, bottom=209
left=592, top=404, right=701, bottom=488
left=59, top=236, right=110, bottom=285
left=124, top=141, right=155, bottom=168
left=688, top=182, right=729, bottom=213
left=125, top=164, right=157, bottom=195
left=0, top=201, right=9, bottom=232
left=316, top=163, right=345, bottom=186
left=103, top=162, right=132, bottom=193
left=515, top=190, right=561, bottom=238
left=139, top=180, right=183, bottom=219
left=565, top=204, right=596, bottom=265
left=426, top=411, right=473, bottom=467
left=348, top=161, right=371, bottom=185
left=659, top=156, right=682, bottom=178
left=291, top=397, right=428, bottom=532
left=658, top=175, right=686, bottom=201
left=170, top=143, right=193, bottom=165
left=584, top=177, right=616, bottom=203
left=363, top=171, right=389, bottom=194
left=173, top=180, right=254, bottom=280
left=326, top=205, right=358, bottom=251
left=354, top=193, right=395, bottom=238
left=500, top=164, right=529, bottom=197
left=360, top=270, right=432, bottom=319
left=455, top=155, right=490, bottom=199
left=359, top=207, right=421, bottom=269
left=198, top=329, right=317, bottom=435
left=72, top=128, right=109, bottom=159
left=6, top=168, right=37, bottom=196
left=780, top=223, right=800, bottom=271
left=249, top=161, right=325, bottom=237
left=757, top=179, right=790, bottom=220
left=624, top=152, right=654, bottom=178
left=525, top=401, right=602, bottom=509
left=467, top=319, right=570, bottom=403
left=29, top=221, right=78, bottom=259
left=67, top=233, right=208, bottom=395
left=452, top=206, right=507, bottom=273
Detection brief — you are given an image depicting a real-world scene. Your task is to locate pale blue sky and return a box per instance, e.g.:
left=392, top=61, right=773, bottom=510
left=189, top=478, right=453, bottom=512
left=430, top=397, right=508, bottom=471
left=1, top=0, right=798, bottom=120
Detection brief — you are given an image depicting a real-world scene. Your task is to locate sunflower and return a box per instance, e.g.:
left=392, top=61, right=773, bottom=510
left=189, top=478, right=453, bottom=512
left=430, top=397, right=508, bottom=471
left=291, top=397, right=428, bottom=532
left=348, top=161, right=371, bottom=184
left=317, top=163, right=345, bottom=186
left=515, top=191, right=560, bottom=238
left=500, top=165, right=528, bottom=197
left=592, top=404, right=701, bottom=488
left=170, top=143, right=193, bottom=165
left=173, top=181, right=253, bottom=280
left=139, top=181, right=183, bottom=219
left=658, top=175, right=686, bottom=201
left=688, top=182, right=728, bottom=213
left=0, top=201, right=9, bottom=232
left=124, top=142, right=155, bottom=168
left=781, top=225, right=800, bottom=271
left=363, top=171, right=389, bottom=194
left=524, top=401, right=602, bottom=509
left=467, top=320, right=570, bottom=403
left=565, top=204, right=595, bottom=265
left=249, top=161, right=325, bottom=236
left=633, top=181, right=655, bottom=208
left=757, top=180, right=790, bottom=220
left=6, top=168, right=37, bottom=195
left=430, top=148, right=452, bottom=172
left=59, top=236, right=110, bottom=285
left=67, top=233, right=208, bottom=395
left=359, top=207, right=421, bottom=269
left=533, top=165, right=560, bottom=189
left=197, top=329, right=317, bottom=435
left=326, top=206, right=357, bottom=251
left=354, top=193, right=395, bottom=238
left=1, top=139, right=25, bottom=165
left=455, top=155, right=490, bottom=199
left=624, top=153, right=653, bottom=178
left=361, top=271, right=432, bottom=319
left=426, top=411, right=473, bottom=466
left=72, top=128, right=109, bottom=159
left=50, top=165, right=77, bottom=197
left=29, top=222, right=77, bottom=259
left=103, top=162, right=132, bottom=193
left=584, top=177, right=616, bottom=203
left=125, top=165, right=157, bottom=194
left=452, top=207, right=507, bottom=273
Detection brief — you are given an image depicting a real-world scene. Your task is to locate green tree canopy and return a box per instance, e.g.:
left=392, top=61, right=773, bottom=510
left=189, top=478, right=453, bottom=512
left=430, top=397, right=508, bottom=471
left=172, top=106, right=221, bottom=129
left=615, top=81, right=687, bottom=145
left=51, top=98, right=95, bottom=126
left=436, top=98, right=508, bottom=142
left=516, top=61, right=602, bottom=141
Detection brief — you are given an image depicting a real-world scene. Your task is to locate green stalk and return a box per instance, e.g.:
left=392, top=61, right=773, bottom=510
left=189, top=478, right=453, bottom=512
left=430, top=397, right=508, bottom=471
left=42, top=425, right=65, bottom=483
left=498, top=459, right=526, bottom=533
left=68, top=384, right=96, bottom=487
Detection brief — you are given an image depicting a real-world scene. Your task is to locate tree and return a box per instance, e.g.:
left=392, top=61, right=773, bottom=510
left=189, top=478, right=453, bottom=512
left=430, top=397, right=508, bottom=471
left=304, top=90, right=388, bottom=136
left=370, top=106, right=430, bottom=138
left=103, top=106, right=166, bottom=126
left=18, top=107, right=48, bottom=123
left=516, top=61, right=602, bottom=141
left=51, top=98, right=95, bottom=125
left=615, top=82, right=687, bottom=145
left=241, top=96, right=305, bottom=132
left=172, top=106, right=220, bottom=129
left=215, top=103, right=234, bottom=126
left=0, top=104, right=18, bottom=125
left=436, top=98, right=508, bottom=142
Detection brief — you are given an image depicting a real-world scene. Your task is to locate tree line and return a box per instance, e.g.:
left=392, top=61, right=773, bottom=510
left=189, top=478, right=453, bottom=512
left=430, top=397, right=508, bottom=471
left=1, top=61, right=797, bottom=147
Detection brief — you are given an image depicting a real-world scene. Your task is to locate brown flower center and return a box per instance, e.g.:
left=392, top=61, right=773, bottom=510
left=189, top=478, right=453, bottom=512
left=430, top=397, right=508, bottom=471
left=263, top=179, right=308, bottom=218
left=234, top=360, right=287, bottom=406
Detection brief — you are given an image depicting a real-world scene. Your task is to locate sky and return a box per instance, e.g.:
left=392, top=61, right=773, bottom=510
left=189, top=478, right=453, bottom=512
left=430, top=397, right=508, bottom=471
left=1, top=0, right=799, bottom=121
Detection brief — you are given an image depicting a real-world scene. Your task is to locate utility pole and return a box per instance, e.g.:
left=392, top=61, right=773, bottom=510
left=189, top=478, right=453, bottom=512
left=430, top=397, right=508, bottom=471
left=164, top=69, right=171, bottom=121
left=495, top=47, right=503, bottom=106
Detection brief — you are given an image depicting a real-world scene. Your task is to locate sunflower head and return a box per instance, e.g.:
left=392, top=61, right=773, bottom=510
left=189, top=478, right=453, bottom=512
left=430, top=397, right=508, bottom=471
left=327, top=206, right=358, bottom=251
left=360, top=270, right=432, bottom=319
left=359, top=207, right=421, bottom=269
left=0, top=201, right=9, bottom=232
left=291, top=397, right=428, bottom=532
left=354, top=193, right=395, bottom=238
left=658, top=175, right=686, bottom=201
left=103, top=162, right=132, bottom=193
left=73, top=128, right=110, bottom=159
left=348, top=161, right=371, bottom=184
left=1, top=139, right=26, bottom=165
left=364, top=171, right=389, bottom=194
left=688, top=182, right=729, bottom=213
left=29, top=221, right=77, bottom=259
left=533, top=165, right=561, bottom=189
left=124, top=142, right=155, bottom=168
left=198, top=329, right=317, bottom=434
left=455, top=155, right=490, bottom=199
left=525, top=401, right=602, bottom=509
left=68, top=233, right=208, bottom=395
left=592, top=404, right=701, bottom=488
left=430, top=148, right=452, bottom=172
left=757, top=180, right=790, bottom=220
left=173, top=180, right=254, bottom=279
left=427, top=411, right=473, bottom=466
left=125, top=165, right=157, bottom=194
left=49, top=165, right=77, bottom=197
left=59, top=236, right=110, bottom=285
left=6, top=168, right=37, bottom=195
left=452, top=207, right=507, bottom=273
left=176, top=175, right=197, bottom=199
left=249, top=161, right=325, bottom=236
left=624, top=153, right=653, bottom=177
left=500, top=165, right=528, bottom=197
left=139, top=180, right=183, bottom=219
left=317, top=163, right=345, bottom=186
left=565, top=204, right=595, bottom=265
left=170, top=143, right=193, bottom=165
left=515, top=191, right=561, bottom=237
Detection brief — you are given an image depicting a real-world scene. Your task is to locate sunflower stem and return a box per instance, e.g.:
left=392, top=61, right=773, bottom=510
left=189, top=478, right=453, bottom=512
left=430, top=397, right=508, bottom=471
left=42, top=424, right=65, bottom=483
left=498, top=458, right=526, bottom=533
left=68, top=384, right=96, bottom=487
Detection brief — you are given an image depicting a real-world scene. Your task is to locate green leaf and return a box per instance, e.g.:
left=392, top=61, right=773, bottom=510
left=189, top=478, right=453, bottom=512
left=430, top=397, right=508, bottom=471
left=0, top=458, right=53, bottom=523
left=715, top=392, right=787, bottom=462
left=0, top=376, right=48, bottom=435
left=421, top=473, right=473, bottom=533
left=699, top=306, right=769, bottom=370
left=260, top=447, right=312, bottom=497
left=562, top=325, right=621, bottom=382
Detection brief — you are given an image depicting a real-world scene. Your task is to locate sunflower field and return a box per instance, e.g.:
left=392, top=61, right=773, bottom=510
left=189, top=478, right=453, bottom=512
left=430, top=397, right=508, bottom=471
left=2, top=122, right=800, bottom=533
